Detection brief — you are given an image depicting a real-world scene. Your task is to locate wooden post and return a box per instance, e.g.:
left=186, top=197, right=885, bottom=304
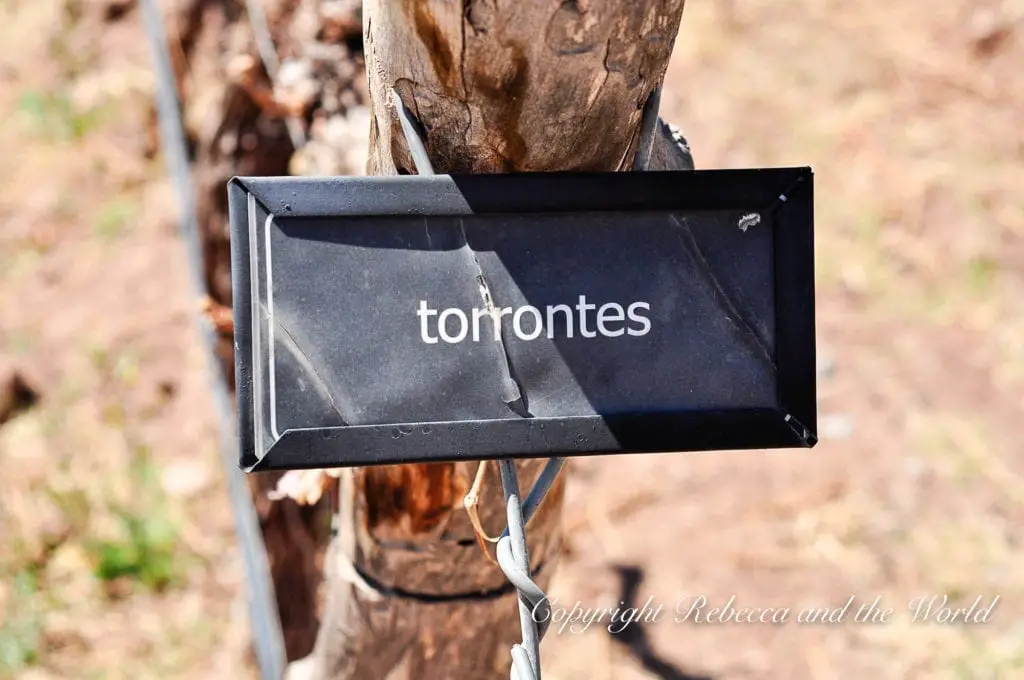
left=365, top=0, right=688, bottom=175
left=298, top=2, right=690, bottom=679
left=175, top=1, right=691, bottom=677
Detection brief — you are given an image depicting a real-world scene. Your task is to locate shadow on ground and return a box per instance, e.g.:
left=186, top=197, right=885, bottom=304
left=609, top=565, right=713, bottom=680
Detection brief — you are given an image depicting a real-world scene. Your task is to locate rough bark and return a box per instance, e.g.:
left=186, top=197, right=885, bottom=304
left=300, top=2, right=691, bottom=680
left=292, top=460, right=566, bottom=680
left=172, top=0, right=691, bottom=677
left=173, top=0, right=368, bottom=661
left=366, top=0, right=687, bottom=175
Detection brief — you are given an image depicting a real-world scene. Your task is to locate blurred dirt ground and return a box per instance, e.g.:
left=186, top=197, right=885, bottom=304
left=1, top=0, right=1022, bottom=679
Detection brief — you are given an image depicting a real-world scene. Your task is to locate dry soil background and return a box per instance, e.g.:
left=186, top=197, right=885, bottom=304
left=1, top=1, right=1023, bottom=679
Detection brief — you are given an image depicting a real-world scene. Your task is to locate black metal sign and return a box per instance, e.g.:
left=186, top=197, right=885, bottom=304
left=228, top=169, right=816, bottom=471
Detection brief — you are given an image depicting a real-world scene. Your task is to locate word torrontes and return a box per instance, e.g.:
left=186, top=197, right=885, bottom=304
left=417, top=295, right=652, bottom=344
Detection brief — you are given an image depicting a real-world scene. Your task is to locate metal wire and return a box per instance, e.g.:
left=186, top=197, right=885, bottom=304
left=140, top=2, right=287, bottom=679
left=497, top=460, right=543, bottom=680
left=242, top=0, right=307, bottom=150
left=391, top=88, right=435, bottom=175
left=495, top=457, right=566, bottom=680
left=515, top=457, right=566, bottom=531
left=393, top=84, right=663, bottom=679
left=633, top=84, right=663, bottom=171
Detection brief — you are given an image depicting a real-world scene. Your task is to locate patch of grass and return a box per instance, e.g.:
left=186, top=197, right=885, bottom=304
left=47, top=0, right=97, bottom=81
left=88, top=341, right=142, bottom=393
left=112, top=349, right=140, bottom=388
left=80, top=672, right=111, bottom=680
left=965, top=255, right=999, bottom=296
left=93, top=200, right=136, bottom=244
left=38, top=380, right=83, bottom=441
left=947, top=630, right=1024, bottom=680
left=0, top=567, right=44, bottom=675
left=0, top=248, right=42, bottom=283
left=86, top=446, right=183, bottom=595
left=4, top=328, right=35, bottom=356
left=44, top=485, right=91, bottom=535
left=18, top=89, right=112, bottom=143
left=87, top=342, right=141, bottom=397
left=90, top=510, right=179, bottom=593
left=913, top=414, right=1024, bottom=505
left=60, top=0, right=84, bottom=24
left=100, top=401, right=126, bottom=429
left=87, top=344, right=111, bottom=374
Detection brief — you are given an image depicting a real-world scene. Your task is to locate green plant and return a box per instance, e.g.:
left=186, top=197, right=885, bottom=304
left=966, top=255, right=998, bottom=296
left=86, top=447, right=183, bottom=595
left=4, top=329, right=35, bottom=356
left=93, top=200, right=137, bottom=244
left=18, top=89, right=112, bottom=143
left=0, top=568, right=44, bottom=674
left=90, top=510, right=179, bottom=593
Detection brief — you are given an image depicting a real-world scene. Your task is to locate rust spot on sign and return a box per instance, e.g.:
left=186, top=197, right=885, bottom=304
left=363, top=463, right=457, bottom=535
left=406, top=0, right=458, bottom=95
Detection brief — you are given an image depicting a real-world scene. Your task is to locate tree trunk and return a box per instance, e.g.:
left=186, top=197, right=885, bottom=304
left=174, top=1, right=691, bottom=678
left=175, top=0, right=369, bottom=662
left=301, top=2, right=690, bottom=679
left=366, top=0, right=687, bottom=175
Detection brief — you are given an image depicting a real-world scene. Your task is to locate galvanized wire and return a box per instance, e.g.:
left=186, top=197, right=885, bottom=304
left=242, top=0, right=307, bottom=150
left=633, top=85, right=663, bottom=171
left=391, top=89, right=435, bottom=175
left=139, top=2, right=288, bottom=678
left=393, top=82, right=663, bottom=680
left=497, top=460, right=543, bottom=680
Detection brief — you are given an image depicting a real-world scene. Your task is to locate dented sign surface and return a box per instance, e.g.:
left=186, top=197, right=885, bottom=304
left=228, top=169, right=816, bottom=471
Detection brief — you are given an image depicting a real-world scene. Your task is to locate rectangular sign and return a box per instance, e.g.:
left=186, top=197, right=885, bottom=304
left=228, top=169, right=816, bottom=471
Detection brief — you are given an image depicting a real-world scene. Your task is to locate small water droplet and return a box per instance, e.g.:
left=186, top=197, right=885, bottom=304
left=421, top=425, right=432, bottom=434
left=283, top=203, right=292, bottom=212
left=391, top=428, right=402, bottom=439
